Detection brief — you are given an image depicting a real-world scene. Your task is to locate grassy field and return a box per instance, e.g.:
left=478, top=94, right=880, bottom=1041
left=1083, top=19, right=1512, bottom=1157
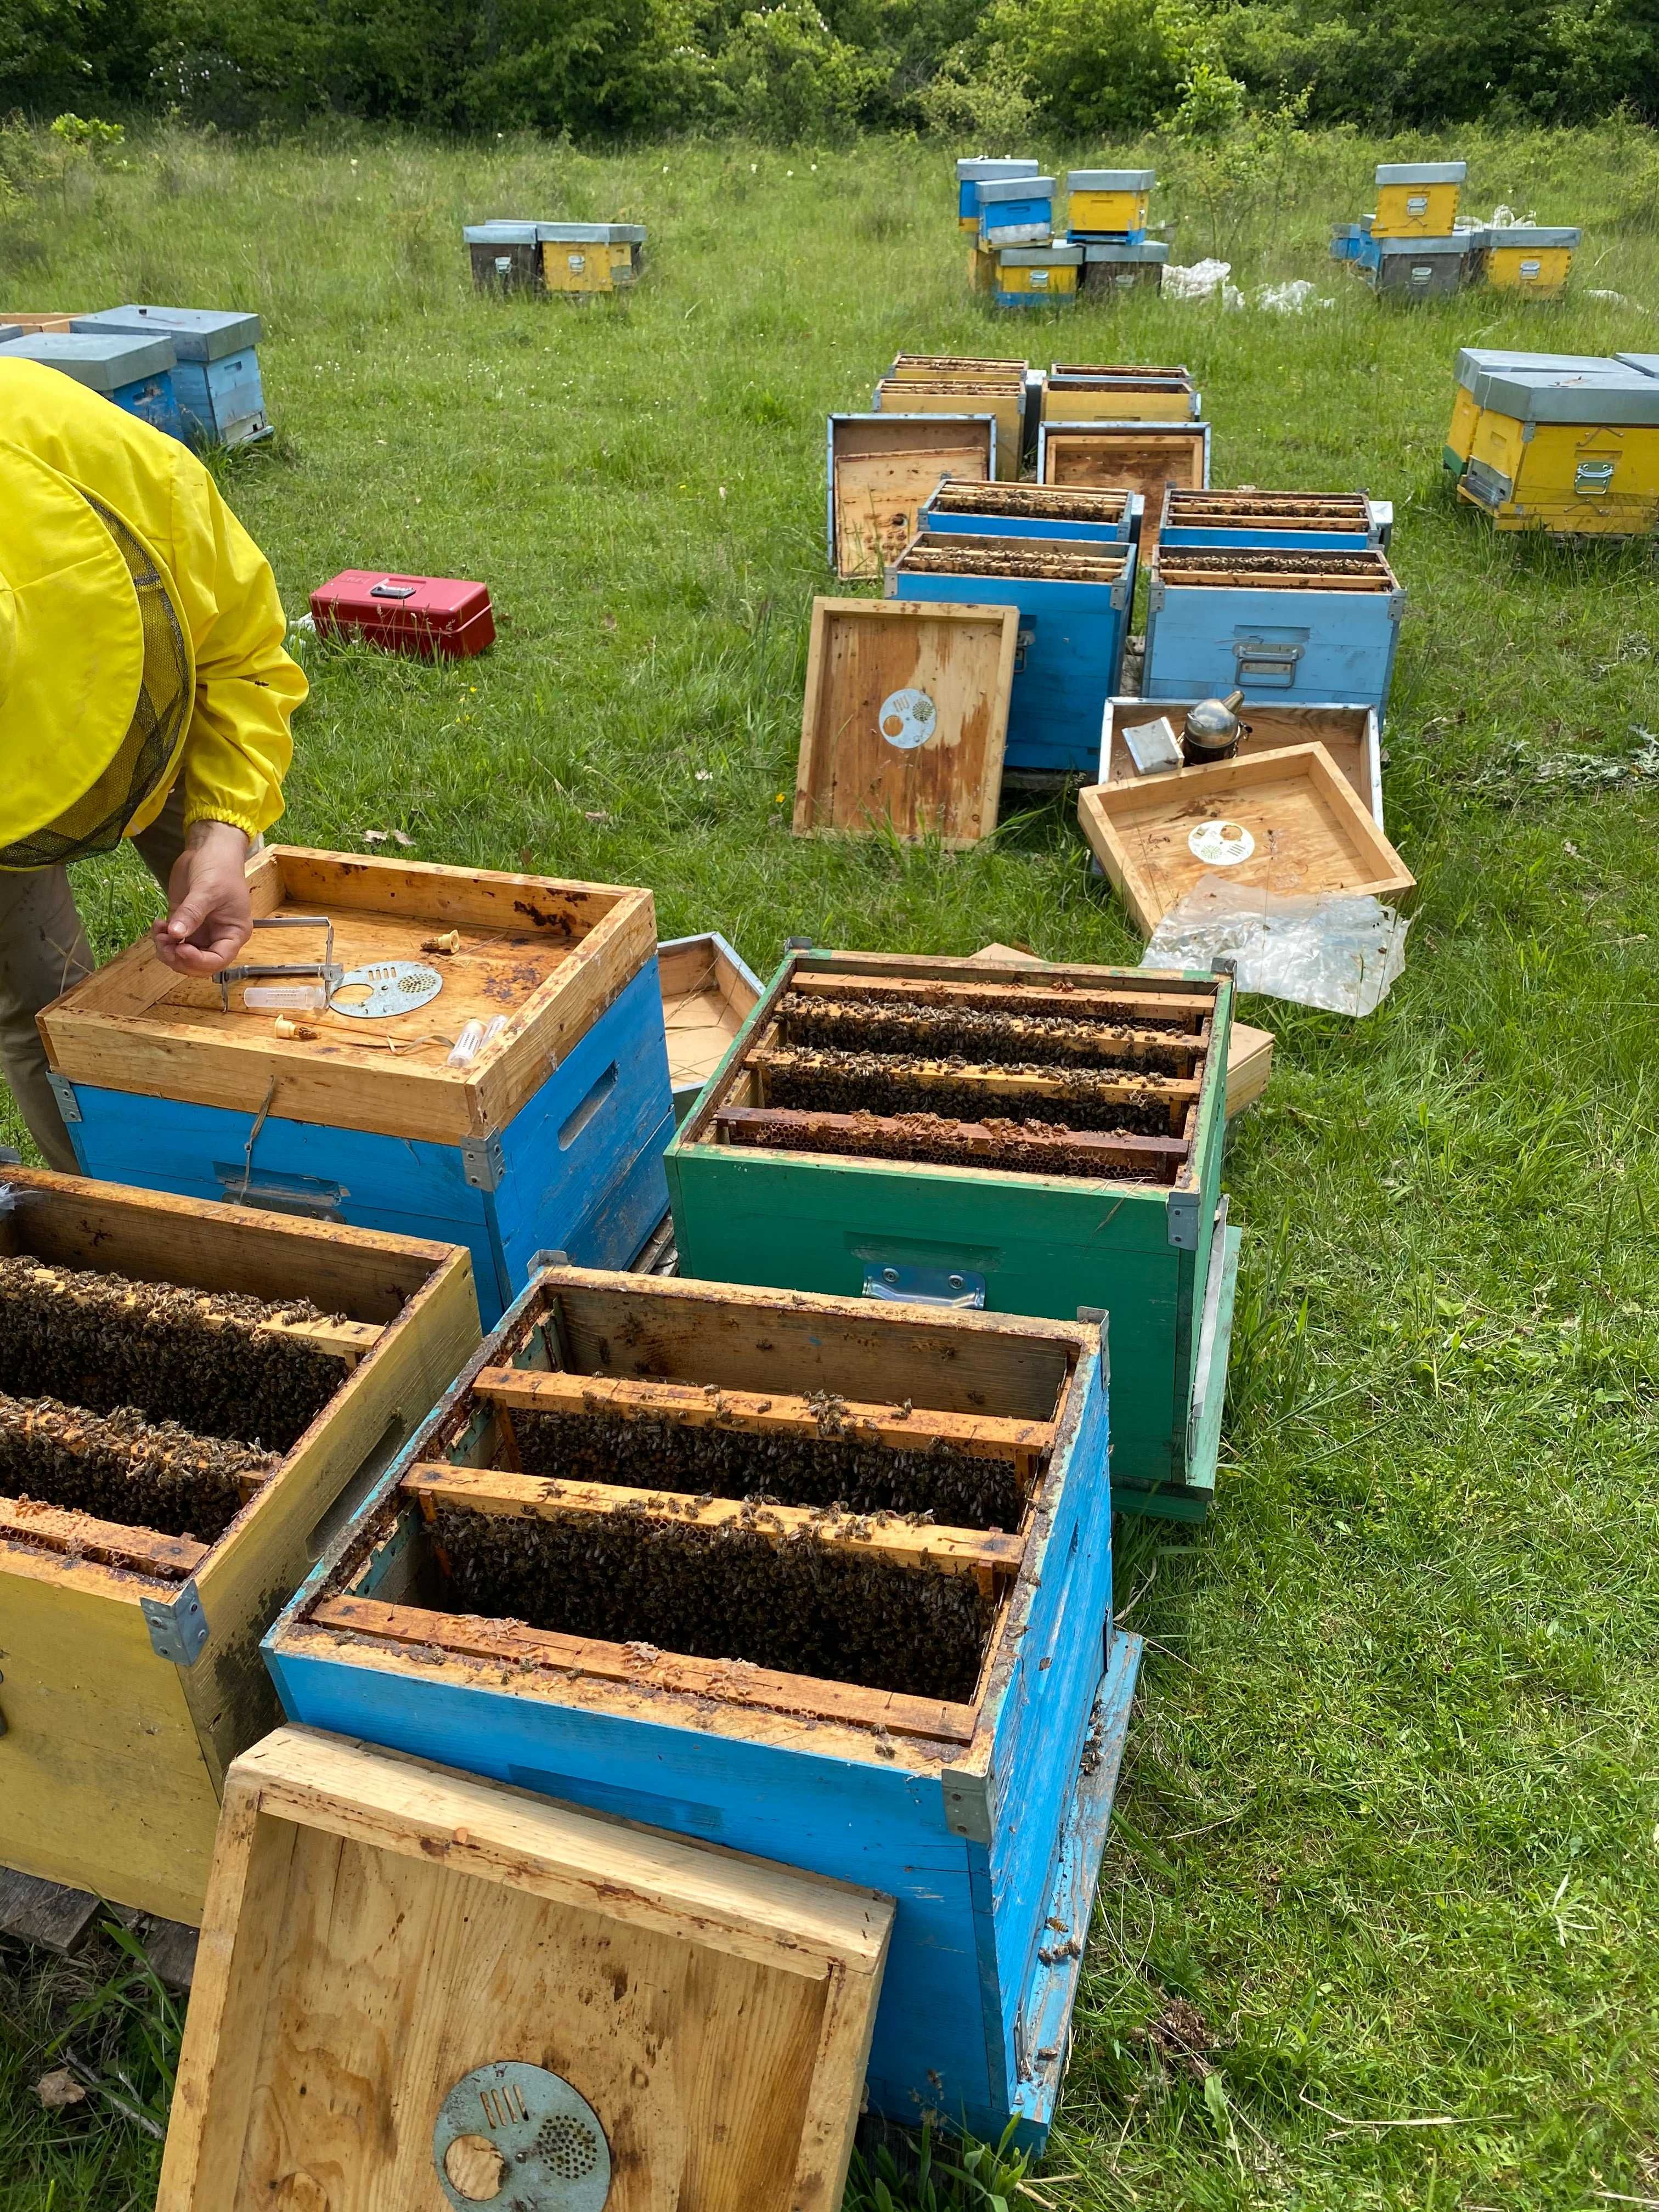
left=4, top=120, right=1659, bottom=2212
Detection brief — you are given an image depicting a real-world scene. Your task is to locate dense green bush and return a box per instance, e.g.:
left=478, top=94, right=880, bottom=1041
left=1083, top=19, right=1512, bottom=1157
left=2, top=0, right=1657, bottom=131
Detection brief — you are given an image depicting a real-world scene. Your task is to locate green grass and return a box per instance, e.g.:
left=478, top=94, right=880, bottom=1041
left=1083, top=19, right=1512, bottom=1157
left=4, top=119, right=1659, bottom=2211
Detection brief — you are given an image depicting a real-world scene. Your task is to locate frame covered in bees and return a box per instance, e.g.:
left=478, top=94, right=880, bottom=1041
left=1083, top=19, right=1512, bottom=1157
left=0, top=1169, right=478, bottom=1923
left=666, top=948, right=1240, bottom=1520
left=266, top=1266, right=1140, bottom=2151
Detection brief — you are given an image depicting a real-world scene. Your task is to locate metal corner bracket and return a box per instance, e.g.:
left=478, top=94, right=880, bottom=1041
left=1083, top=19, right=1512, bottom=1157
left=941, top=1767, right=993, bottom=1844
left=460, top=1130, right=505, bottom=1192
left=140, top=1579, right=210, bottom=1666
left=1166, top=1188, right=1201, bottom=1251
left=46, top=1073, right=81, bottom=1124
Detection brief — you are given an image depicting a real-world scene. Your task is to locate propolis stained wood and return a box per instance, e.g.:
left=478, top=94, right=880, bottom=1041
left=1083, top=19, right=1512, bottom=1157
left=40, top=848, right=675, bottom=1327
left=666, top=949, right=1240, bottom=1520
left=264, top=1266, right=1141, bottom=2149
left=0, top=1170, right=478, bottom=1925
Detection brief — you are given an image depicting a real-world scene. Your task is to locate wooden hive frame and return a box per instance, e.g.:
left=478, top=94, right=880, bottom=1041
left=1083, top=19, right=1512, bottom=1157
left=895, top=531, right=1132, bottom=584
left=268, top=1266, right=1137, bottom=2146
left=1154, top=547, right=1400, bottom=592
left=0, top=1169, right=478, bottom=1922
left=926, top=480, right=1134, bottom=527
left=1164, top=490, right=1374, bottom=526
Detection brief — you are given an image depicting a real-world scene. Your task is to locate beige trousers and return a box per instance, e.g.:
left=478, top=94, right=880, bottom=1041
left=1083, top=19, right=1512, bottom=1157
left=0, top=787, right=189, bottom=1173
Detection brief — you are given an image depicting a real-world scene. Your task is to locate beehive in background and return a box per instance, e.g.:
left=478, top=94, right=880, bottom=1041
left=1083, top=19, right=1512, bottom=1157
left=540, top=223, right=647, bottom=294
left=1065, top=167, right=1154, bottom=240
left=1371, top=159, right=1465, bottom=236
left=265, top=1265, right=1141, bottom=2148
left=72, top=306, right=268, bottom=447
left=1043, top=362, right=1199, bottom=423
left=4, top=330, right=183, bottom=438
left=0, top=1169, right=477, bottom=1925
left=1442, top=346, right=1615, bottom=476
left=956, top=155, right=1039, bottom=232
left=1484, top=223, right=1580, bottom=298
left=992, top=243, right=1081, bottom=305
left=1080, top=238, right=1170, bottom=295
left=667, top=947, right=1239, bottom=1520
left=1456, top=363, right=1659, bottom=534
left=976, top=173, right=1054, bottom=247
left=463, top=219, right=542, bottom=291
left=891, top=531, right=1136, bottom=775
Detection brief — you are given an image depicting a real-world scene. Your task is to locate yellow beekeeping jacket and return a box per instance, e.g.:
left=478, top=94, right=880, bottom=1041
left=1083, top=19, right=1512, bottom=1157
left=0, top=356, right=305, bottom=845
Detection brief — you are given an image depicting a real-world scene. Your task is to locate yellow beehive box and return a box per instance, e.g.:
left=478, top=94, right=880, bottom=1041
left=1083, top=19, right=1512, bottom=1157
left=1043, top=363, right=1198, bottom=423
left=0, top=1169, right=479, bottom=1925
left=538, top=224, right=645, bottom=296
left=1484, top=226, right=1579, bottom=299
left=995, top=246, right=1081, bottom=301
left=1458, top=365, right=1659, bottom=535
left=1441, top=347, right=1612, bottom=476
left=1065, top=168, right=1154, bottom=237
left=1372, top=160, right=1465, bottom=237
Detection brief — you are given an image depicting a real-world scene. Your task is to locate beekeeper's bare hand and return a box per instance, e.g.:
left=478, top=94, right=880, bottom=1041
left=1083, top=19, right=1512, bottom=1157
left=153, top=821, right=253, bottom=975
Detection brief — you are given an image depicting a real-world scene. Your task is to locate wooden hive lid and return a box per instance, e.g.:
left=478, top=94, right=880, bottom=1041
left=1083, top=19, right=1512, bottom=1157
left=40, top=847, right=657, bottom=1145
left=157, top=1726, right=893, bottom=2212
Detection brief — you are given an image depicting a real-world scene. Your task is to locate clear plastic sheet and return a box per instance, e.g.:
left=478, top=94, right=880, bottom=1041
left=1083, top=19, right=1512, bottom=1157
left=1142, top=877, right=1411, bottom=1015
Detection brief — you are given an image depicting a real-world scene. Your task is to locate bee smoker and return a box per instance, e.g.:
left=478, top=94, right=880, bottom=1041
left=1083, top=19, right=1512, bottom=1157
left=1181, top=689, right=1250, bottom=767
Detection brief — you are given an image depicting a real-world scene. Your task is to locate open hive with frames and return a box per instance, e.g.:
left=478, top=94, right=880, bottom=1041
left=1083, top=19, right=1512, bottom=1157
left=269, top=1262, right=1137, bottom=2148
left=0, top=1168, right=479, bottom=1923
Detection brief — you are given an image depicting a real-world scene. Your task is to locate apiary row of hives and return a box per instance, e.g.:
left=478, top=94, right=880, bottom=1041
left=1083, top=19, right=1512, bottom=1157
left=956, top=158, right=1167, bottom=304
left=464, top=216, right=646, bottom=296
left=1, top=304, right=269, bottom=447
left=1330, top=159, right=1581, bottom=300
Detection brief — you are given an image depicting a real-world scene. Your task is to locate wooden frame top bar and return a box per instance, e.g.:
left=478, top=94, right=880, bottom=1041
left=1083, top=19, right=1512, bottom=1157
left=712, top=1103, right=1192, bottom=1182
left=0, top=1495, right=208, bottom=1580
left=403, top=1464, right=1026, bottom=1579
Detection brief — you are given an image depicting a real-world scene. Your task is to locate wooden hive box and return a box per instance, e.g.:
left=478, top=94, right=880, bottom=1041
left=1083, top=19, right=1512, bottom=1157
left=1077, top=741, right=1415, bottom=936
left=1043, top=362, right=1196, bottom=422
left=1371, top=159, right=1465, bottom=238
left=40, top=848, right=673, bottom=1328
left=73, top=306, right=269, bottom=448
left=827, top=413, right=997, bottom=579
left=1062, top=170, right=1155, bottom=240
left=991, top=245, right=1082, bottom=305
left=874, top=375, right=1024, bottom=480
left=1079, top=242, right=1171, bottom=296
left=0, top=1169, right=478, bottom=1924
left=955, top=161, right=1039, bottom=230
left=665, top=948, right=1239, bottom=1520
left=975, top=175, right=1056, bottom=249
left=1037, top=422, right=1210, bottom=557
left=657, top=932, right=763, bottom=1120
left=794, top=597, right=1017, bottom=848
left=1441, top=346, right=1611, bottom=479
left=1483, top=225, right=1579, bottom=298
left=922, top=478, right=1142, bottom=549
left=891, top=532, right=1136, bottom=776
left=538, top=223, right=647, bottom=296
left=462, top=220, right=543, bottom=292
left=1455, top=362, right=1659, bottom=534
left=1159, top=487, right=1391, bottom=552
left=1100, top=694, right=1385, bottom=828
left=5, top=330, right=185, bottom=441
left=158, top=1725, right=891, bottom=2212
left=1143, top=546, right=1406, bottom=720
left=265, top=1266, right=1140, bottom=2149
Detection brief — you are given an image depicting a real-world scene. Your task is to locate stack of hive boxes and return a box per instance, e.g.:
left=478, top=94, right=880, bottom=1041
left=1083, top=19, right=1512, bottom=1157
left=1331, top=161, right=1581, bottom=300
left=871, top=353, right=1029, bottom=481
left=1444, top=346, right=1659, bottom=535
left=1065, top=168, right=1168, bottom=297
left=464, top=217, right=647, bottom=297
left=1, top=304, right=270, bottom=447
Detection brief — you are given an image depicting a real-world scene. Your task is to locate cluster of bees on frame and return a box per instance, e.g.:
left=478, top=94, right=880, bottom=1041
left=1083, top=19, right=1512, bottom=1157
left=0, top=1257, right=347, bottom=1545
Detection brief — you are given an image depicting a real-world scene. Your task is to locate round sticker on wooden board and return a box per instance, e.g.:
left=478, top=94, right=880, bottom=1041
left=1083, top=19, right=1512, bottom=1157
left=1187, top=819, right=1255, bottom=866
left=878, top=688, right=938, bottom=751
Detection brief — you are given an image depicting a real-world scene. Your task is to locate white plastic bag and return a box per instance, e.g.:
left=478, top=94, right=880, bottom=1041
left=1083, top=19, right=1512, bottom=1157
left=1256, top=278, right=1321, bottom=312
left=1142, top=877, right=1411, bottom=1015
left=1164, top=257, right=1232, bottom=301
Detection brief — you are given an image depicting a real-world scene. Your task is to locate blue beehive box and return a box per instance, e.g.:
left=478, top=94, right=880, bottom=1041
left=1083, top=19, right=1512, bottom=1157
left=0, top=323, right=21, bottom=345
left=922, top=478, right=1143, bottom=548
left=5, top=330, right=183, bottom=439
left=1159, top=487, right=1393, bottom=552
left=72, top=306, right=268, bottom=448
left=977, top=175, right=1055, bottom=247
left=263, top=1264, right=1143, bottom=2153
left=956, top=155, right=1040, bottom=229
left=1144, top=546, right=1406, bottom=719
left=892, top=531, right=1136, bottom=775
left=38, top=849, right=675, bottom=1330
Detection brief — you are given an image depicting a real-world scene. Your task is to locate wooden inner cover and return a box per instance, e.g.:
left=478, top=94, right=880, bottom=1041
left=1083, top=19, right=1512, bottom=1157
left=831, top=416, right=995, bottom=579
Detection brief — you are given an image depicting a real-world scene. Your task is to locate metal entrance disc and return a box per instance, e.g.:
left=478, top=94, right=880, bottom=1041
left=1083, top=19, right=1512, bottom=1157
left=328, top=960, right=444, bottom=1018
left=433, top=2062, right=611, bottom=2210
left=877, top=686, right=938, bottom=751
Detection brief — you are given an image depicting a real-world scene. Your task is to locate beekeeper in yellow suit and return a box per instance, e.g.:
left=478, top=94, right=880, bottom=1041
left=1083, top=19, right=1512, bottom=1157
left=0, top=355, right=306, bottom=1171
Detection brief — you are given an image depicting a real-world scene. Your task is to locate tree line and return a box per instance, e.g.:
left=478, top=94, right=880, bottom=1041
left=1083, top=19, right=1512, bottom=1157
left=4, top=0, right=1656, bottom=138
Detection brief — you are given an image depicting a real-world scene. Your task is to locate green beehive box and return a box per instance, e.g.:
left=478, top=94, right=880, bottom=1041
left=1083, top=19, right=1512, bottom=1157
left=665, top=949, right=1239, bottom=1521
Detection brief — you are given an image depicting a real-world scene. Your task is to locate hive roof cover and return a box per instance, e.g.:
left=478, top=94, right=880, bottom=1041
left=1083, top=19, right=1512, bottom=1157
left=156, top=1727, right=892, bottom=2212
left=71, top=304, right=260, bottom=359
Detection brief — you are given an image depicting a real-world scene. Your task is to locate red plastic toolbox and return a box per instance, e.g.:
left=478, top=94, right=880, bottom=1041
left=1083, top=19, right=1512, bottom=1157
left=309, top=571, right=496, bottom=659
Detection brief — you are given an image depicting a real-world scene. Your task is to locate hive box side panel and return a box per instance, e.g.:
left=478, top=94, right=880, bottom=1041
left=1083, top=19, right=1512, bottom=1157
left=665, top=1147, right=1183, bottom=1486
left=1143, top=583, right=1401, bottom=712
left=980, top=1353, right=1114, bottom=2078
left=262, top=1647, right=1001, bottom=2132
left=0, top=1554, right=218, bottom=1920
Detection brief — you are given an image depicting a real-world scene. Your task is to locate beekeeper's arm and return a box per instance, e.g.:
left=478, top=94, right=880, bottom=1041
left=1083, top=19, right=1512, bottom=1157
left=149, top=462, right=307, bottom=976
